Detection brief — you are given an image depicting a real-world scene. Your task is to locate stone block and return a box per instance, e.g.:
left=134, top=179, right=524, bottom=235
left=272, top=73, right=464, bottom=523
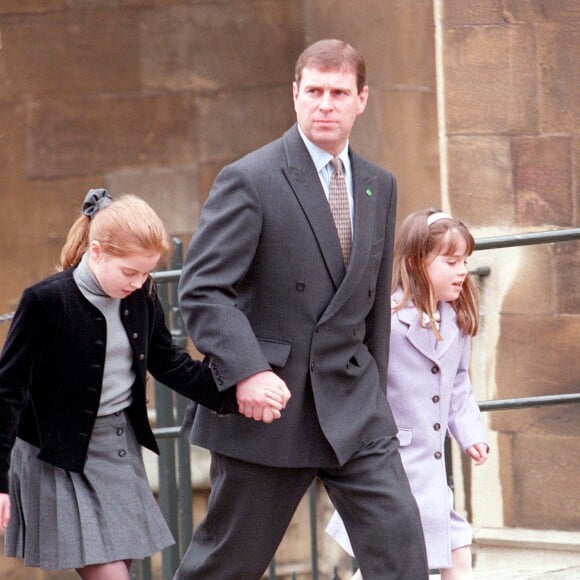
left=575, top=139, right=580, bottom=222
left=491, top=313, right=580, bottom=436
left=306, top=0, right=437, bottom=88
left=504, top=0, right=580, bottom=23
left=553, top=240, right=580, bottom=314
left=447, top=136, right=514, bottom=227
left=0, top=0, right=63, bottom=14
left=140, top=0, right=304, bottom=91
left=442, top=0, right=505, bottom=27
left=538, top=23, right=579, bottom=134
left=361, top=87, right=441, bottom=222
left=196, top=85, right=295, bottom=164
left=507, top=432, right=580, bottom=529
left=444, top=25, right=538, bottom=135
left=514, top=136, right=573, bottom=227
left=0, top=10, right=140, bottom=101
left=500, top=243, right=552, bottom=315
left=106, top=166, right=203, bottom=236
left=28, top=94, right=198, bottom=178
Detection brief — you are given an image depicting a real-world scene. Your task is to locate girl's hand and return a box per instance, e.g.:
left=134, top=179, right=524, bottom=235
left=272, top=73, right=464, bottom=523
left=467, top=442, right=489, bottom=466
left=0, top=493, right=10, bottom=534
left=236, top=371, right=291, bottom=422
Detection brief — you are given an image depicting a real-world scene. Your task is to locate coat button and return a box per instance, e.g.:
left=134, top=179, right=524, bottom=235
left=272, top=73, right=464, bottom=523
left=138, top=353, right=145, bottom=360
left=118, top=449, right=127, bottom=457
left=132, top=332, right=138, bottom=339
left=124, top=309, right=129, bottom=316
left=116, top=428, right=125, bottom=436
left=434, top=451, right=442, bottom=460
left=433, top=423, right=441, bottom=431
left=432, top=395, right=440, bottom=403
left=295, top=282, right=305, bottom=292
left=431, top=365, right=439, bottom=374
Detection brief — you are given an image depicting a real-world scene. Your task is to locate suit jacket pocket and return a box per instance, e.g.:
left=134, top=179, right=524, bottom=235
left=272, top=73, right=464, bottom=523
left=257, top=337, right=292, bottom=368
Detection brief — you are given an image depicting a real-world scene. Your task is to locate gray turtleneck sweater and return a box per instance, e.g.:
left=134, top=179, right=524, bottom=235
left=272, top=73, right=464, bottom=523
left=73, top=252, right=135, bottom=416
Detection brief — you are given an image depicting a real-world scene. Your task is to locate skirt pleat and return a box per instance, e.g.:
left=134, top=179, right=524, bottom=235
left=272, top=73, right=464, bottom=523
left=4, top=411, right=174, bottom=570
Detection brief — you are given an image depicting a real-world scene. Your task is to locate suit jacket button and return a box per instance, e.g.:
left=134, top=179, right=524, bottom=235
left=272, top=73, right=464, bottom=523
left=132, top=332, right=138, bottom=339
left=295, top=282, right=305, bottom=292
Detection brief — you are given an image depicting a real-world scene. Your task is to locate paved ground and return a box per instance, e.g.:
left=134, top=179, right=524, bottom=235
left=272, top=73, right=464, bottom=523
left=428, top=565, right=580, bottom=579
left=474, top=567, right=580, bottom=579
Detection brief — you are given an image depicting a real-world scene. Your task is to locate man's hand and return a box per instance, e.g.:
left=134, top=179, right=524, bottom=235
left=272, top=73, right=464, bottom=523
left=236, top=371, right=291, bottom=423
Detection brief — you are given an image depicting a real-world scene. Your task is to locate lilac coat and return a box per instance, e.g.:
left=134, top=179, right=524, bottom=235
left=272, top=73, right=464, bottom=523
left=326, top=292, right=488, bottom=568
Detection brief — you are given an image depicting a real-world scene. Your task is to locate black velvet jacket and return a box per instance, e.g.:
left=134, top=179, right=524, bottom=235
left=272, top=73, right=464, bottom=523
left=0, top=268, right=236, bottom=493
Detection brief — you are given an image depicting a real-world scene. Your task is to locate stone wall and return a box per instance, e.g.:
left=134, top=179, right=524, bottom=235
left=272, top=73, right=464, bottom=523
left=1, top=0, right=577, bottom=578
left=0, top=1, right=439, bottom=577
left=436, top=0, right=579, bottom=534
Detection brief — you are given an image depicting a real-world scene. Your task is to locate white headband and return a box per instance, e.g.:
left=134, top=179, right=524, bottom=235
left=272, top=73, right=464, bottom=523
left=427, top=211, right=452, bottom=226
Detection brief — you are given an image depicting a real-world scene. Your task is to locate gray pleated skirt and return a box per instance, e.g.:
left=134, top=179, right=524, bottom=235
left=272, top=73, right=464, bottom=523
left=4, top=411, right=174, bottom=570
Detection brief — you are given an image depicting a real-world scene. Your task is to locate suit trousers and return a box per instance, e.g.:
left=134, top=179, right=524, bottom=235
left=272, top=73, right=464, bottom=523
left=174, top=435, right=428, bottom=579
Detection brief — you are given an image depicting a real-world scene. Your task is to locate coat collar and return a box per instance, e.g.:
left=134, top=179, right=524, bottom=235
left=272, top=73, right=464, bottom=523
left=281, top=125, right=379, bottom=318
left=392, top=289, right=459, bottom=361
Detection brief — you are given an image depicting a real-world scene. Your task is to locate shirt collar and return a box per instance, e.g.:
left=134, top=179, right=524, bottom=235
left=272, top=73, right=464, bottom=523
left=297, top=125, right=350, bottom=174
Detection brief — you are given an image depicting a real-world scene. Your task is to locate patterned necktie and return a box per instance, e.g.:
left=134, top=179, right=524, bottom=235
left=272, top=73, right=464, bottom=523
left=329, top=157, right=352, bottom=267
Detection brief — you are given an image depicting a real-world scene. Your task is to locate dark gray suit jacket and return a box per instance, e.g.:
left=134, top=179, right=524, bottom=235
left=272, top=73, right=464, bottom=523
left=179, top=124, right=398, bottom=468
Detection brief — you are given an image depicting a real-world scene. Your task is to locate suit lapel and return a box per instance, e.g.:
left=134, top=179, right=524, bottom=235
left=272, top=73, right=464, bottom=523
left=319, top=152, right=379, bottom=322
left=282, top=127, right=345, bottom=289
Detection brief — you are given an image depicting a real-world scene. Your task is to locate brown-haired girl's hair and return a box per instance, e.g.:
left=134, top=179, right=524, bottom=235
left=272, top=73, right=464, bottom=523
left=59, top=194, right=172, bottom=270
left=392, top=208, right=479, bottom=338
left=294, top=39, right=367, bottom=93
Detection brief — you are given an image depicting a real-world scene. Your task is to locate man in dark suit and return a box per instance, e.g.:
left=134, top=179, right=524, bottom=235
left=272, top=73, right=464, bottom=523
left=176, top=39, right=428, bottom=579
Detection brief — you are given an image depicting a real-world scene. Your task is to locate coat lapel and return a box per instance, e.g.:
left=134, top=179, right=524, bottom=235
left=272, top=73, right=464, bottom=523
left=397, top=299, right=459, bottom=362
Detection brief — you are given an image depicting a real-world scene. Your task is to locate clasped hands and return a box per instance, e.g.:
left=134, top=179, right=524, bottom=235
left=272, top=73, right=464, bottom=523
left=236, top=370, right=291, bottom=424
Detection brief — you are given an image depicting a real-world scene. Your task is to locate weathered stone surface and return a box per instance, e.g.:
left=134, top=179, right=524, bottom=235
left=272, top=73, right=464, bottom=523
left=196, top=85, right=295, bottom=164
left=447, top=136, right=514, bottom=226
left=537, top=23, right=580, bottom=134
left=306, top=0, right=437, bottom=88
left=359, top=87, right=441, bottom=222
left=28, top=94, right=198, bottom=178
left=514, top=136, right=573, bottom=227
left=140, top=0, right=304, bottom=91
left=500, top=244, right=553, bottom=314
left=444, top=25, right=538, bottom=135
left=504, top=0, right=580, bottom=23
left=492, top=313, right=580, bottom=429
left=443, top=0, right=505, bottom=27
left=504, top=432, right=580, bottom=529
left=0, top=10, right=140, bottom=101
left=553, top=240, right=580, bottom=314
left=106, top=165, right=203, bottom=236
left=0, top=0, right=63, bottom=14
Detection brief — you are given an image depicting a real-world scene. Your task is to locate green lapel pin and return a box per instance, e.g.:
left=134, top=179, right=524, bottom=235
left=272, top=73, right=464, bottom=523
left=366, top=188, right=372, bottom=196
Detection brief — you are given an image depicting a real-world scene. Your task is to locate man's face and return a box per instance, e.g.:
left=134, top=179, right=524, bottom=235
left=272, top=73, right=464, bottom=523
left=293, top=66, right=368, bottom=156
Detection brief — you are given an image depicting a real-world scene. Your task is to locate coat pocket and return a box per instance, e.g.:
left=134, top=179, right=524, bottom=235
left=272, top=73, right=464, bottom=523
left=256, top=337, right=292, bottom=368
left=396, top=428, right=413, bottom=447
